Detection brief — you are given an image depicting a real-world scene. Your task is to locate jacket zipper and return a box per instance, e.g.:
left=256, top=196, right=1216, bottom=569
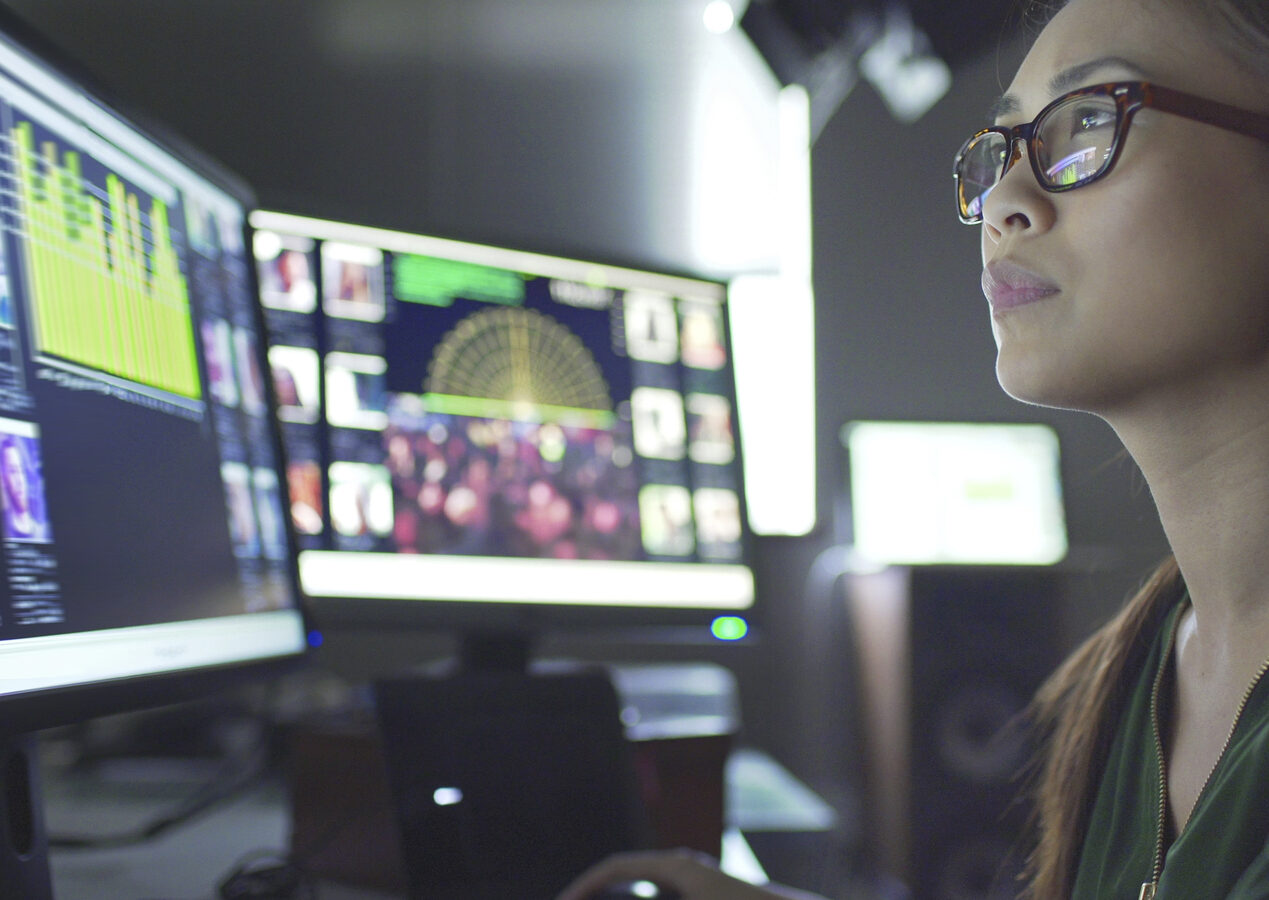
left=1141, top=602, right=1269, bottom=900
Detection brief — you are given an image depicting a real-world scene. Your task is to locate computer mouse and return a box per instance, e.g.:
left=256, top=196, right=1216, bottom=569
left=590, top=879, right=682, bottom=900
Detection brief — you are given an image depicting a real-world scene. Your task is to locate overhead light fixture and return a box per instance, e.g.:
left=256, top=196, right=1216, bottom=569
left=703, top=0, right=737, bottom=34
left=857, top=6, right=951, bottom=123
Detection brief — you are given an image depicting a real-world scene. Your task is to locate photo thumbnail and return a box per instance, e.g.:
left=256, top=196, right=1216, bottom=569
left=253, top=231, right=317, bottom=313
left=233, top=327, right=267, bottom=416
left=287, top=460, right=324, bottom=536
left=623, top=289, right=679, bottom=364
left=201, top=318, right=238, bottom=407
left=0, top=424, right=52, bottom=543
left=631, top=386, right=686, bottom=460
left=268, top=345, right=321, bottom=424
left=638, top=484, right=695, bottom=557
left=680, top=298, right=727, bottom=370
left=329, top=461, right=393, bottom=539
left=694, top=487, right=742, bottom=559
left=252, top=467, right=288, bottom=562
left=0, top=237, right=13, bottom=329
left=686, top=393, right=735, bottom=464
left=325, top=352, right=388, bottom=430
left=322, top=242, right=386, bottom=322
left=221, top=461, right=259, bottom=557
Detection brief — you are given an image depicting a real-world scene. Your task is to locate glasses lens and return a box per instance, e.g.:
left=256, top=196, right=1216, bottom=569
left=957, top=132, right=1007, bottom=221
left=1034, top=93, right=1118, bottom=187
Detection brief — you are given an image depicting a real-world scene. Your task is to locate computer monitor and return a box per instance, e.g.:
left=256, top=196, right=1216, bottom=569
left=248, top=210, right=755, bottom=660
left=0, top=8, right=309, bottom=895
left=841, top=420, right=1069, bottom=567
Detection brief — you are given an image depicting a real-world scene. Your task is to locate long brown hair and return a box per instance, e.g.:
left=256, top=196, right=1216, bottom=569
left=1020, top=556, right=1184, bottom=899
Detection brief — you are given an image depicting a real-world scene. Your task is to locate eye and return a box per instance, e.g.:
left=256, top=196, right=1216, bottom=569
left=1076, top=107, right=1115, bottom=130
left=1065, top=103, right=1117, bottom=139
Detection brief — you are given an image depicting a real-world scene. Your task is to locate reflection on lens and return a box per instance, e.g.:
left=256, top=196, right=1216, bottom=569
left=1044, top=146, right=1102, bottom=185
left=1037, top=94, right=1116, bottom=187
left=958, top=133, right=1006, bottom=219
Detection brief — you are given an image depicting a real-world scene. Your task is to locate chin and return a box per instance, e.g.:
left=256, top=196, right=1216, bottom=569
left=996, top=357, right=1046, bottom=405
left=995, top=359, right=1093, bottom=413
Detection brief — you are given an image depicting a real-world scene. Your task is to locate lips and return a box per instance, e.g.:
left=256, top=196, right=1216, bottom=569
left=982, top=259, right=1060, bottom=313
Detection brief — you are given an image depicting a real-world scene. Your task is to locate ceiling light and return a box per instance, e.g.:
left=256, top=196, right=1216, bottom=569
left=703, top=1, right=736, bottom=34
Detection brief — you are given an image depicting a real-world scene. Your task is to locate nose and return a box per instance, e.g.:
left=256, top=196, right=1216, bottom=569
left=981, top=137, right=1056, bottom=243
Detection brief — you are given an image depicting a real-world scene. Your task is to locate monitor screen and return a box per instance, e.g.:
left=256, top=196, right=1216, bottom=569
left=842, top=420, right=1068, bottom=567
left=248, top=211, right=754, bottom=630
left=0, top=12, right=308, bottom=733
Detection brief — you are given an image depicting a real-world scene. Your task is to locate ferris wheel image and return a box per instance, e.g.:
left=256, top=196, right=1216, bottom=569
left=425, top=306, right=612, bottom=414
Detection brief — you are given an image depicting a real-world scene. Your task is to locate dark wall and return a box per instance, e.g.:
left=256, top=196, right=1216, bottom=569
left=1, top=0, right=662, bottom=260
left=2, top=0, right=1171, bottom=823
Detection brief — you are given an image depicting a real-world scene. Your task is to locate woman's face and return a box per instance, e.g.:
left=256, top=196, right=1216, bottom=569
left=981, top=0, right=1269, bottom=415
left=3, top=444, right=27, bottom=512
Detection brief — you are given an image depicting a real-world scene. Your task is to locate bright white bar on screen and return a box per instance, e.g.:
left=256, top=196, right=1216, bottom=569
left=0, top=611, right=308, bottom=697
left=298, top=551, right=755, bottom=608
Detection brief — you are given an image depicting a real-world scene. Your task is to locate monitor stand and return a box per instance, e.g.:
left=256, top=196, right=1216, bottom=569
left=371, top=629, right=649, bottom=899
left=0, top=733, right=54, bottom=899
left=456, top=629, right=533, bottom=673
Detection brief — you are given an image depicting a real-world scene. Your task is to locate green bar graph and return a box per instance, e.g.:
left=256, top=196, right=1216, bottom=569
left=10, top=121, right=201, bottom=399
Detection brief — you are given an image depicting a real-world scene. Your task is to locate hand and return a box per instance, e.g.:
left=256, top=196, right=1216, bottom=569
left=555, top=849, right=830, bottom=900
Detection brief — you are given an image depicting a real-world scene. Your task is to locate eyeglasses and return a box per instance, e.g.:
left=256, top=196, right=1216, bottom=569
left=953, top=81, right=1269, bottom=224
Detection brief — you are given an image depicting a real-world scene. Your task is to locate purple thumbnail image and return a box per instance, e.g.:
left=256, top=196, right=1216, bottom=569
left=0, top=433, right=52, bottom=542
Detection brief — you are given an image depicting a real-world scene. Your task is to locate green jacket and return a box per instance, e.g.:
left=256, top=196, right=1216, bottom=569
left=1073, top=599, right=1269, bottom=899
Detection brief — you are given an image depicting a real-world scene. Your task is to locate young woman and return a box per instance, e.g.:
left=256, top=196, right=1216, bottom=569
left=558, top=0, right=1269, bottom=897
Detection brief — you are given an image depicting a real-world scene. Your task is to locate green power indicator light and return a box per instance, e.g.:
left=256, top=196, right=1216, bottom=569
left=711, top=616, right=749, bottom=641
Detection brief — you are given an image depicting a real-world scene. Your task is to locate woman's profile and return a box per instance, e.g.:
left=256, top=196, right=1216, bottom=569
left=558, top=0, right=1269, bottom=897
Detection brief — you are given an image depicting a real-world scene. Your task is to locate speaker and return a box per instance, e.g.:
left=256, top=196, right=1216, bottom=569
left=847, top=567, right=1064, bottom=900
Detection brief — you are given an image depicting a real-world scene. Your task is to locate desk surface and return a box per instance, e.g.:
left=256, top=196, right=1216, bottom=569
left=46, top=749, right=832, bottom=900
left=46, top=761, right=394, bottom=900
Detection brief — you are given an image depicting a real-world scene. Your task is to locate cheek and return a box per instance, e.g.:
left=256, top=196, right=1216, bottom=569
left=1130, top=175, right=1269, bottom=343
left=1072, top=189, right=1269, bottom=394
left=1079, top=147, right=1269, bottom=303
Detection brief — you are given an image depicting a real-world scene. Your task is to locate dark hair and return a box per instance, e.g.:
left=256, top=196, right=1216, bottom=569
left=1021, top=0, right=1269, bottom=73
left=1021, top=557, right=1184, bottom=899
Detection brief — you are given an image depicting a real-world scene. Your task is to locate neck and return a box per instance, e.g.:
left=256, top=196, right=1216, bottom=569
left=1105, top=383, right=1269, bottom=668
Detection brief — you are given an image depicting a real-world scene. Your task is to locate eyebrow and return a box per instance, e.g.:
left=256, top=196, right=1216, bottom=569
left=986, top=56, right=1153, bottom=121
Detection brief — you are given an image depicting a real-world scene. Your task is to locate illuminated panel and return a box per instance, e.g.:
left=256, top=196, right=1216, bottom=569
left=845, top=421, right=1068, bottom=566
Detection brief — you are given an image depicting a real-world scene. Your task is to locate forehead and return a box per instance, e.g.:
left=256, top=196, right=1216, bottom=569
left=1004, top=0, right=1257, bottom=113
